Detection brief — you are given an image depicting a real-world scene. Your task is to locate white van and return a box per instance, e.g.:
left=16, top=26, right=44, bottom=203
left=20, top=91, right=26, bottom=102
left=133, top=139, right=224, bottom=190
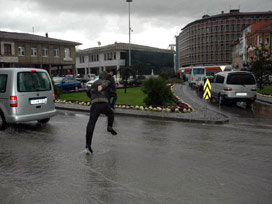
left=0, top=68, right=56, bottom=130
left=211, top=71, right=257, bottom=107
left=188, top=66, right=206, bottom=87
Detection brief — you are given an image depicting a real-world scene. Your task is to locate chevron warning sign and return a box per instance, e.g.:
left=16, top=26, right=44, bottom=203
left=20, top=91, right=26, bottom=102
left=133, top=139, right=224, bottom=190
left=203, top=78, right=211, bottom=99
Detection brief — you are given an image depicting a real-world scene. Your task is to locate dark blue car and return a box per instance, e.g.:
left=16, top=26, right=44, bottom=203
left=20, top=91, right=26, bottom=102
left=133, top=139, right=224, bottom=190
left=53, top=77, right=81, bottom=91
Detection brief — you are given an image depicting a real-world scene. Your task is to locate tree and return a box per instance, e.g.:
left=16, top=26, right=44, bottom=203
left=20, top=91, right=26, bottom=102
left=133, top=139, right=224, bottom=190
left=250, top=44, right=271, bottom=90
left=142, top=77, right=174, bottom=106
left=119, top=67, right=135, bottom=93
left=159, top=72, right=169, bottom=80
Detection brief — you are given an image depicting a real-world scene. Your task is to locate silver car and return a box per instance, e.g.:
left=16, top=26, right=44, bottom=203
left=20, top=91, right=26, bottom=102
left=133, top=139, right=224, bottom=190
left=0, top=68, right=56, bottom=130
left=211, top=71, right=257, bottom=107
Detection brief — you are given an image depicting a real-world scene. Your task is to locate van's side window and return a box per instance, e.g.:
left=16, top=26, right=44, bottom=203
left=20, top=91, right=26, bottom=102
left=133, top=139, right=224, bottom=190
left=0, top=75, right=8, bottom=93
left=215, top=75, right=225, bottom=83
left=17, top=72, right=51, bottom=92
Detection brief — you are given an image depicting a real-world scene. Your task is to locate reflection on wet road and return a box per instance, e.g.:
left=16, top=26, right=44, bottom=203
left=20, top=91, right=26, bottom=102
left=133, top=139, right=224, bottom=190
left=0, top=105, right=272, bottom=203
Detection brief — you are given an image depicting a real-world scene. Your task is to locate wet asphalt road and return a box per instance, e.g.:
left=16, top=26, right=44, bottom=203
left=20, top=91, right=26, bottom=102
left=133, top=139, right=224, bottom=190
left=0, top=97, right=272, bottom=203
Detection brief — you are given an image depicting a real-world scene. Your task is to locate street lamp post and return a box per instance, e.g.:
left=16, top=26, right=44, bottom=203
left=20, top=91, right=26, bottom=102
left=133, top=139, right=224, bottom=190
left=126, top=0, right=132, bottom=67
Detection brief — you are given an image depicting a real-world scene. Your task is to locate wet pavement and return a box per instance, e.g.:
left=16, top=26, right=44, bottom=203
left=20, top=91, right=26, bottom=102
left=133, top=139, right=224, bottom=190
left=1, top=102, right=272, bottom=203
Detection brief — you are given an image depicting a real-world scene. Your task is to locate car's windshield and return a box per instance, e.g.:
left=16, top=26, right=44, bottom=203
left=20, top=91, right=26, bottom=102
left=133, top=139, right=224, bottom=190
left=18, top=72, right=51, bottom=92
left=227, top=73, right=256, bottom=85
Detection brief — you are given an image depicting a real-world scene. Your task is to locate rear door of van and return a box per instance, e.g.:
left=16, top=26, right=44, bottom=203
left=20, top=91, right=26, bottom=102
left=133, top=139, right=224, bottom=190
left=15, top=70, right=55, bottom=116
left=226, top=73, right=256, bottom=98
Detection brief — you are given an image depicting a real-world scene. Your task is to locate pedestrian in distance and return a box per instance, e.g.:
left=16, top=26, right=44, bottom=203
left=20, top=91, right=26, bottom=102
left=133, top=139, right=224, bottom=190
left=85, top=71, right=117, bottom=154
left=107, top=69, right=118, bottom=109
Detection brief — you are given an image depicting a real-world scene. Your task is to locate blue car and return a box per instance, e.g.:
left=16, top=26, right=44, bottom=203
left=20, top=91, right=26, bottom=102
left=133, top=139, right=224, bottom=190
left=53, top=77, right=81, bottom=91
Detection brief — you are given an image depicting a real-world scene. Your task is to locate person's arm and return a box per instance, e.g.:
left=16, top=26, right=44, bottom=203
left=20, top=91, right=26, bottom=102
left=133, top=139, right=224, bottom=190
left=98, top=80, right=111, bottom=92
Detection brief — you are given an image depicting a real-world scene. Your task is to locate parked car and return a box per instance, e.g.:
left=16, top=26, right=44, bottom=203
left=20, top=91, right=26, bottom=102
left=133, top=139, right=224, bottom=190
left=53, top=76, right=81, bottom=91
left=0, top=68, right=56, bottom=130
left=195, top=76, right=213, bottom=91
left=126, top=75, right=146, bottom=85
left=211, top=71, right=257, bottom=107
left=86, top=76, right=99, bottom=88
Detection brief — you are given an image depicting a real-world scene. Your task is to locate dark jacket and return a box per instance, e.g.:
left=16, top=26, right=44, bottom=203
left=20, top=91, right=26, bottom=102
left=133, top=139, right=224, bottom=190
left=87, top=71, right=111, bottom=104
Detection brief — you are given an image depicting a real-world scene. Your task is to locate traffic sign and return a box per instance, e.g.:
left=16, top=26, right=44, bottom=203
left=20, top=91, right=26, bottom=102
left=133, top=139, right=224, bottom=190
left=203, top=78, right=211, bottom=99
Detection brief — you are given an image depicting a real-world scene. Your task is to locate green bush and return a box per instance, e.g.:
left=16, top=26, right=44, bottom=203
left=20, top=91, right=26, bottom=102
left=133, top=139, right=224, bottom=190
left=54, top=85, right=63, bottom=98
left=142, top=77, right=174, bottom=106
left=167, top=78, right=184, bottom=84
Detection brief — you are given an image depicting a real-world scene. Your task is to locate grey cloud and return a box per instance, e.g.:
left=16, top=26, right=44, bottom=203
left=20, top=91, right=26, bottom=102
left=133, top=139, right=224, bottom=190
left=28, top=0, right=272, bottom=19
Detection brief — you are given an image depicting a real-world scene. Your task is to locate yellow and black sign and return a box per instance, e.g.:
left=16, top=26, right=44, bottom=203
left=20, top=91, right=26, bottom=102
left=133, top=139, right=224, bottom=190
left=203, top=78, right=211, bottom=99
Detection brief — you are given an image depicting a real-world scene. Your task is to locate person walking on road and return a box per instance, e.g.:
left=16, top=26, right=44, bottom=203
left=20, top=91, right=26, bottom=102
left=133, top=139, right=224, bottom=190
left=85, top=71, right=117, bottom=154
left=108, top=69, right=118, bottom=109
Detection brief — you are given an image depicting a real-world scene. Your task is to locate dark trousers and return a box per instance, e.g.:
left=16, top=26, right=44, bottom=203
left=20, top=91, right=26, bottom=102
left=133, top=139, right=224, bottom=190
left=108, top=94, right=118, bottom=107
left=86, top=102, right=114, bottom=146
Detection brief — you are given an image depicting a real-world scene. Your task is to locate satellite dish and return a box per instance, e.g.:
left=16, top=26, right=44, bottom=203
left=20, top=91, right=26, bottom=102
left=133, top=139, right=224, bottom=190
left=98, top=41, right=101, bottom=46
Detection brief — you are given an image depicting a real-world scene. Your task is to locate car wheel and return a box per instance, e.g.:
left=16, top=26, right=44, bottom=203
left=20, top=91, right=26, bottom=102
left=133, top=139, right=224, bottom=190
left=38, top=118, right=50, bottom=124
left=0, top=112, right=7, bottom=130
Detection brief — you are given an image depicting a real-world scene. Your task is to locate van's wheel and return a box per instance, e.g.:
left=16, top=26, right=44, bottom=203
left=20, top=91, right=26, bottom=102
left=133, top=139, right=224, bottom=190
left=38, top=118, right=50, bottom=124
left=0, top=113, right=7, bottom=130
left=246, top=102, right=252, bottom=108
left=218, top=94, right=224, bottom=106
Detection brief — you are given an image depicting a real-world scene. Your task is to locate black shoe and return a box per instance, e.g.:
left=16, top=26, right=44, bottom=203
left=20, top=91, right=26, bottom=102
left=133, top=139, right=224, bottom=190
left=107, top=127, right=117, bottom=135
left=85, top=145, right=93, bottom=154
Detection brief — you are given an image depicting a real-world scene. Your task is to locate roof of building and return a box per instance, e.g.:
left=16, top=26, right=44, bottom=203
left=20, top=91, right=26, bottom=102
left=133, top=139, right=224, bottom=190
left=0, top=30, right=81, bottom=46
left=77, top=43, right=174, bottom=55
left=182, top=10, right=272, bottom=30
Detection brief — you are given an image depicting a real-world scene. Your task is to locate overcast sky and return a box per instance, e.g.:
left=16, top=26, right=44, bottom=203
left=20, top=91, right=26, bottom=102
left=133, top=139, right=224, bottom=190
left=0, top=0, right=271, bottom=50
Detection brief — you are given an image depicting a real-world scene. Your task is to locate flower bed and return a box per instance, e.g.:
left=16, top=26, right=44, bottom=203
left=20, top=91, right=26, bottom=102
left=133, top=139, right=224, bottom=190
left=257, top=92, right=272, bottom=98
left=55, top=85, right=194, bottom=113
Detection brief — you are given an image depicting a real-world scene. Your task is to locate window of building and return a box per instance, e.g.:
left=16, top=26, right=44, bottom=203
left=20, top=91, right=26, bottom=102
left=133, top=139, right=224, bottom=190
left=257, top=35, right=262, bottom=45
left=64, top=48, right=71, bottom=60
left=18, top=46, right=25, bottom=56
left=80, top=56, right=85, bottom=63
left=226, top=25, right=229, bottom=31
left=4, top=44, right=12, bottom=56
left=43, top=47, right=48, bottom=57
left=120, top=52, right=126, bottom=60
left=237, top=24, right=240, bottom=31
left=31, top=47, right=37, bottom=56
left=54, top=48, right=59, bottom=57
left=264, top=36, right=270, bottom=45
left=221, top=25, right=224, bottom=32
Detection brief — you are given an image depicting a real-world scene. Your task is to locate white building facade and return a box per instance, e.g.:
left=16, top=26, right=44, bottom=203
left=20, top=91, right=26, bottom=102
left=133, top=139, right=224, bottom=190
left=76, top=43, right=130, bottom=77
left=76, top=43, right=175, bottom=77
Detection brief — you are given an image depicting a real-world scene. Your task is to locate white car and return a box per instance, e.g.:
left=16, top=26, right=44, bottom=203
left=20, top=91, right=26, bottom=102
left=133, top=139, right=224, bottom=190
left=86, top=76, right=99, bottom=88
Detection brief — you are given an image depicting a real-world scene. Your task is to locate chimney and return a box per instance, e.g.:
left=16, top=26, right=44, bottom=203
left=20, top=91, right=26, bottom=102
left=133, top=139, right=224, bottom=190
left=221, top=11, right=224, bottom=14
left=45, top=33, right=48, bottom=38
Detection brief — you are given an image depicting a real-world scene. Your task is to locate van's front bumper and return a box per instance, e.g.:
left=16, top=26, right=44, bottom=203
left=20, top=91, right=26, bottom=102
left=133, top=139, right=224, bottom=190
left=6, top=109, right=57, bottom=123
